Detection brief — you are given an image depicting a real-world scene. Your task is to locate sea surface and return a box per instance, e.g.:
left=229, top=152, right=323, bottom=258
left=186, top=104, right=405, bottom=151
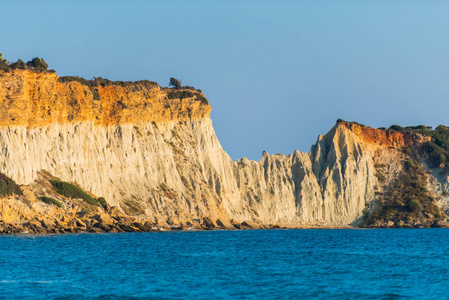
left=0, top=229, right=448, bottom=299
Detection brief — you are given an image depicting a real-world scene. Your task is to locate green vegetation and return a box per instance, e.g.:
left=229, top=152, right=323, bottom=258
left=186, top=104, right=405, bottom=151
left=388, top=124, right=431, bottom=132
left=0, top=53, right=8, bottom=70
left=159, top=183, right=178, bottom=199
left=387, top=124, right=449, bottom=169
left=336, top=119, right=366, bottom=127
left=1, top=53, right=207, bottom=104
left=58, top=76, right=94, bottom=87
left=10, top=59, right=27, bottom=70
left=366, top=123, right=449, bottom=225
left=58, top=76, right=101, bottom=100
left=169, top=77, right=182, bottom=89
left=58, top=76, right=159, bottom=101
left=122, top=199, right=144, bottom=215
left=374, top=163, right=386, bottom=183
left=0, top=172, right=23, bottom=197
left=49, top=180, right=104, bottom=206
left=367, top=150, right=442, bottom=225
left=375, top=172, right=386, bottom=183
left=388, top=125, right=404, bottom=131
left=408, top=199, right=422, bottom=212
left=87, top=77, right=159, bottom=89
left=166, top=89, right=209, bottom=105
left=166, top=77, right=208, bottom=104
left=38, top=196, right=62, bottom=208
left=26, top=57, right=49, bottom=72
left=423, top=125, right=449, bottom=169
left=167, top=90, right=195, bottom=99
left=0, top=53, right=52, bottom=73
left=351, top=121, right=366, bottom=127
left=195, top=94, right=209, bottom=105
left=97, top=197, right=107, bottom=206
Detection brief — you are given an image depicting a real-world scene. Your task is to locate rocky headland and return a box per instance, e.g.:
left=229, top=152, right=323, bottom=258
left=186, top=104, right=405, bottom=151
left=1, top=60, right=449, bottom=234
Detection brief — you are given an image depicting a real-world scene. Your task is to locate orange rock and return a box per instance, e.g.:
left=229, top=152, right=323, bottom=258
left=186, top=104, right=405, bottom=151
left=338, top=121, right=431, bottom=148
left=0, top=69, right=210, bottom=127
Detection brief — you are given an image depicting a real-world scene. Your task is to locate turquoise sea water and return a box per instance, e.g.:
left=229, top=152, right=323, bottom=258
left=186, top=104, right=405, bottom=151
left=0, top=229, right=448, bottom=299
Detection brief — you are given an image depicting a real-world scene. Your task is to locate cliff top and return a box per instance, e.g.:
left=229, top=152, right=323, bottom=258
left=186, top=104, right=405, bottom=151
left=336, top=119, right=449, bottom=170
left=0, top=67, right=211, bottom=127
left=336, top=119, right=432, bottom=148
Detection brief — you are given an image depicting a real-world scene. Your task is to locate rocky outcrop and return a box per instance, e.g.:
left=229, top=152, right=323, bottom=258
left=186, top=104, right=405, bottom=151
left=1, top=68, right=448, bottom=232
left=338, top=121, right=431, bottom=148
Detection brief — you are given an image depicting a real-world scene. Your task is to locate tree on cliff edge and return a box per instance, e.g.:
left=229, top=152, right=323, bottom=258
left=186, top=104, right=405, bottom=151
left=26, top=57, right=48, bottom=72
left=0, top=53, right=8, bottom=69
left=169, top=77, right=182, bottom=89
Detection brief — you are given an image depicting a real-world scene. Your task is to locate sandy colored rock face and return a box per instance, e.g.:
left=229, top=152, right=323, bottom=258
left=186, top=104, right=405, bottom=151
left=1, top=70, right=447, bottom=229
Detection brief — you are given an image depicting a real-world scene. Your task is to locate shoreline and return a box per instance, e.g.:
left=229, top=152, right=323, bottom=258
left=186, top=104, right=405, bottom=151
left=2, top=223, right=448, bottom=235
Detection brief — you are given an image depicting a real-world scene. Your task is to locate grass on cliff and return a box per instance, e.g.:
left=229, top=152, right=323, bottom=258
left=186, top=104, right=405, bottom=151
left=122, top=199, right=144, bottom=215
left=38, top=196, right=62, bottom=208
left=58, top=76, right=101, bottom=100
left=388, top=124, right=449, bottom=169
left=0, top=172, right=23, bottom=197
left=0, top=53, right=54, bottom=73
left=367, top=149, right=443, bottom=225
left=58, top=76, right=160, bottom=101
left=50, top=180, right=104, bottom=206
left=337, top=119, right=367, bottom=127
left=166, top=89, right=209, bottom=105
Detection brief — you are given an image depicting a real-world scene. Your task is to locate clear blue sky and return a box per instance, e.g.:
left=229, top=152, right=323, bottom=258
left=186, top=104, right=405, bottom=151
left=1, top=0, right=449, bottom=160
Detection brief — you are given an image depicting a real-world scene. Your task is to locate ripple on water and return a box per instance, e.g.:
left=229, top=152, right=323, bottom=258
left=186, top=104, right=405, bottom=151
left=0, top=229, right=448, bottom=299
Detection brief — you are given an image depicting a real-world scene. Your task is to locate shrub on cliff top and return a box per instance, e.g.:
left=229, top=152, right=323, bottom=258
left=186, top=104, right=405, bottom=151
left=166, top=89, right=209, bottom=105
left=50, top=180, right=102, bottom=206
left=167, top=90, right=194, bottom=100
left=58, top=76, right=159, bottom=101
left=406, top=125, right=427, bottom=131
left=10, top=59, right=27, bottom=70
left=388, top=125, right=404, bottom=131
left=351, top=121, right=366, bottom=127
left=58, top=76, right=91, bottom=86
left=87, top=77, right=158, bottom=89
left=0, top=53, right=54, bottom=73
left=393, top=123, right=449, bottom=169
left=0, top=53, right=8, bottom=70
left=58, top=76, right=101, bottom=100
left=26, top=57, right=49, bottom=72
left=0, top=172, right=23, bottom=197
left=337, top=119, right=367, bottom=127
left=195, top=94, right=209, bottom=105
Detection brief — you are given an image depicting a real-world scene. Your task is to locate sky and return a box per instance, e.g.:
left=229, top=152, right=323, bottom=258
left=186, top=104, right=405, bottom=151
left=1, top=0, right=449, bottom=160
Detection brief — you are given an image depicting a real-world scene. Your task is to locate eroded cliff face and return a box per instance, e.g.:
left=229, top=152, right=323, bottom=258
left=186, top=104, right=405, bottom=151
left=0, top=69, right=234, bottom=227
left=1, top=69, right=447, bottom=231
left=231, top=122, right=402, bottom=226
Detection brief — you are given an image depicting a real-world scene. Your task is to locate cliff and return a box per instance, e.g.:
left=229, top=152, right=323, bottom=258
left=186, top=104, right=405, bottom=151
left=1, top=68, right=448, bottom=233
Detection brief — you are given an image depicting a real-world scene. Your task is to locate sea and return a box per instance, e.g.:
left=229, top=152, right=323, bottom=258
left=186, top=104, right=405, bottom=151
left=0, top=229, right=448, bottom=299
